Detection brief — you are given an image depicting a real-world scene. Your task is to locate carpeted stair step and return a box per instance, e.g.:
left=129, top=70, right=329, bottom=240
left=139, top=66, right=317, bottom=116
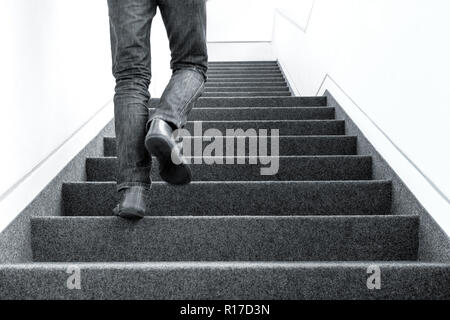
left=194, top=120, right=343, bottom=134
left=86, top=155, right=373, bottom=182
left=205, top=78, right=287, bottom=87
left=207, top=75, right=284, bottom=80
left=208, top=67, right=281, bottom=72
left=1, top=262, right=449, bottom=300
left=207, top=70, right=283, bottom=75
left=207, top=74, right=284, bottom=79
left=209, top=60, right=278, bottom=63
left=109, top=120, right=345, bottom=137
left=31, top=215, right=418, bottom=262
left=208, top=75, right=285, bottom=80
left=205, top=81, right=288, bottom=88
left=124, top=120, right=344, bottom=136
left=208, top=64, right=279, bottom=69
left=207, top=77, right=286, bottom=83
left=179, top=107, right=335, bottom=121
left=103, top=135, right=357, bottom=157
left=62, top=180, right=391, bottom=217
left=205, top=86, right=289, bottom=93
left=202, top=92, right=291, bottom=97
left=4, top=60, right=440, bottom=301
left=209, top=61, right=278, bottom=66
left=151, top=96, right=327, bottom=108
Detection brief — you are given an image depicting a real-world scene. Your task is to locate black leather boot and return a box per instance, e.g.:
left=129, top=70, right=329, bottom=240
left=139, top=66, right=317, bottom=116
left=145, top=119, right=192, bottom=185
left=112, top=186, right=150, bottom=220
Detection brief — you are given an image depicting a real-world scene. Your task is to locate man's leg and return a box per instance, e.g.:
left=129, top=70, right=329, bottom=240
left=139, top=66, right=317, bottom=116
left=150, top=0, right=208, bottom=128
left=149, top=0, right=208, bottom=128
left=145, top=0, right=208, bottom=185
left=107, top=0, right=157, bottom=218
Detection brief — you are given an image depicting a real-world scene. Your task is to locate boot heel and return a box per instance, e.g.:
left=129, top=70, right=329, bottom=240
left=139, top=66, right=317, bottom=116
left=145, top=119, right=192, bottom=185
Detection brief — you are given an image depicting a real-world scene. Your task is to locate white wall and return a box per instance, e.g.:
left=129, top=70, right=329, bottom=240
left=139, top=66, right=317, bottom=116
left=207, top=0, right=275, bottom=42
left=205, top=0, right=276, bottom=61
left=273, top=0, right=450, bottom=234
left=0, top=0, right=114, bottom=196
left=207, top=42, right=274, bottom=62
left=0, top=1, right=114, bottom=230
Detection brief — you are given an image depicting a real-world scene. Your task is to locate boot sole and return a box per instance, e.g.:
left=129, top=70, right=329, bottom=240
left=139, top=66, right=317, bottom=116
left=145, top=135, right=192, bottom=185
left=113, top=206, right=144, bottom=220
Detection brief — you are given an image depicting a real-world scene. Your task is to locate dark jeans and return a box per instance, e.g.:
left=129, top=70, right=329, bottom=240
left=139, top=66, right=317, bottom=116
left=107, top=0, right=208, bottom=191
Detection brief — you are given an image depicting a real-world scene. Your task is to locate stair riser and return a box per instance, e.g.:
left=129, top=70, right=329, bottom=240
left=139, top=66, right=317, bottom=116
left=109, top=120, right=345, bottom=137
left=150, top=97, right=328, bottom=108
left=202, top=92, right=291, bottom=97
left=1, top=263, right=448, bottom=300
left=206, top=82, right=288, bottom=88
left=181, top=107, right=335, bottom=121
left=103, top=136, right=357, bottom=157
left=208, top=76, right=284, bottom=81
left=198, top=120, right=341, bottom=135
left=207, top=75, right=284, bottom=79
left=62, top=181, right=391, bottom=217
left=208, top=70, right=283, bottom=75
left=206, top=77, right=287, bottom=82
left=31, top=216, right=418, bottom=262
left=208, top=67, right=280, bottom=72
left=205, top=87, right=290, bottom=92
left=209, top=61, right=278, bottom=66
left=208, top=75, right=285, bottom=80
left=86, top=156, right=373, bottom=182
left=202, top=92, right=292, bottom=97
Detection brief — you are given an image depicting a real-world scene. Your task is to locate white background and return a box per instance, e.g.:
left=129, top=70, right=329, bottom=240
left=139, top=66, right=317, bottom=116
left=273, top=0, right=450, bottom=203
left=0, top=1, right=113, bottom=198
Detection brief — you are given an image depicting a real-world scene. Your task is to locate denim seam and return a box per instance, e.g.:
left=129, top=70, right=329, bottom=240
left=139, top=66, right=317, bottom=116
left=176, top=71, right=196, bottom=115
left=147, top=72, right=203, bottom=129
left=179, top=79, right=205, bottom=120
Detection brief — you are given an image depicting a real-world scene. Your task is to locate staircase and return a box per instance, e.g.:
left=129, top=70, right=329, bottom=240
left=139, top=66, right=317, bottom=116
left=1, top=61, right=449, bottom=299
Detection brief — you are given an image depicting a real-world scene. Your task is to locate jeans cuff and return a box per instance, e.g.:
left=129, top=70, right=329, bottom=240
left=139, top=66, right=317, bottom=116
left=173, top=65, right=207, bottom=81
left=147, top=115, right=183, bottom=130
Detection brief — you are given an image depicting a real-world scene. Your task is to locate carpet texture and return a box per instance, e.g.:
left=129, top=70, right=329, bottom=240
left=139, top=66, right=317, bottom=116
left=1, top=61, right=449, bottom=300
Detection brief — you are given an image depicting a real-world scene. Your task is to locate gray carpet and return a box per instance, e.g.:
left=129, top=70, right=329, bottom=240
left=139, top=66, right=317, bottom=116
left=1, top=61, right=449, bottom=300
left=86, top=155, right=373, bottom=182
left=31, top=215, right=418, bottom=262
